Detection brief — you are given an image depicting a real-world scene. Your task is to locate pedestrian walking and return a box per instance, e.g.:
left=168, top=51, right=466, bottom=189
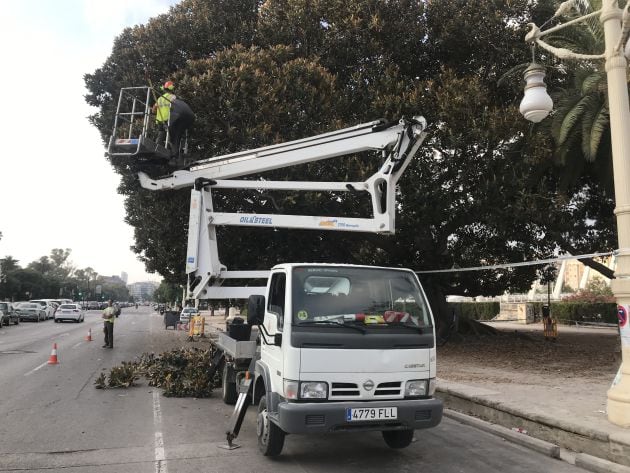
left=102, top=299, right=116, bottom=348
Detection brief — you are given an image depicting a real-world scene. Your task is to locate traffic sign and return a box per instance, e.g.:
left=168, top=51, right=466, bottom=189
left=619, top=305, right=628, bottom=328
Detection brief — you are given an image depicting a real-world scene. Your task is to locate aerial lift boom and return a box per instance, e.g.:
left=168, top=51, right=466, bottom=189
left=137, top=116, right=428, bottom=300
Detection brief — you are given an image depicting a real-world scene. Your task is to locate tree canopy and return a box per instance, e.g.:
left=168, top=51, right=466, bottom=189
left=0, top=250, right=130, bottom=302
left=85, top=0, right=616, bottom=321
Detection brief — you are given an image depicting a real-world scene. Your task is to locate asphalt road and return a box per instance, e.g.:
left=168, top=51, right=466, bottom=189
left=0, top=306, right=588, bottom=473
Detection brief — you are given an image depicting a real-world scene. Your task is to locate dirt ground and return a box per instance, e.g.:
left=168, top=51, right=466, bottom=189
left=437, top=322, right=621, bottom=385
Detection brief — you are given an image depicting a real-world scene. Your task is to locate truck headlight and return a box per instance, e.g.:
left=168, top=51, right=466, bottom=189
left=405, top=379, right=428, bottom=398
left=300, top=381, right=328, bottom=399
left=284, top=379, right=299, bottom=400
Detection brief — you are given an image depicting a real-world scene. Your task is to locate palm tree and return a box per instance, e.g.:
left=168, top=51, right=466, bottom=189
left=541, top=0, right=620, bottom=194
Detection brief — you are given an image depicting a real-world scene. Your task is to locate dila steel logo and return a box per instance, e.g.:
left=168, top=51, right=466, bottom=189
left=363, top=380, right=375, bottom=391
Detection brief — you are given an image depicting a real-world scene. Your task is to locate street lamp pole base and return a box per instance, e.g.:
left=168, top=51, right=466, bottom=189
left=607, top=347, right=630, bottom=427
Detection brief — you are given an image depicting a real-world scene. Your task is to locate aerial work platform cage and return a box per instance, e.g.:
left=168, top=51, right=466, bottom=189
left=107, top=86, right=171, bottom=160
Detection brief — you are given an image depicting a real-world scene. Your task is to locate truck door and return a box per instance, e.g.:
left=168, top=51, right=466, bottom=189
left=262, top=272, right=286, bottom=393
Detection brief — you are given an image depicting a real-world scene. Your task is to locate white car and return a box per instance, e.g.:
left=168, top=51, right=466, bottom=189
left=179, top=307, right=199, bottom=324
left=54, top=303, right=85, bottom=323
left=29, top=300, right=55, bottom=320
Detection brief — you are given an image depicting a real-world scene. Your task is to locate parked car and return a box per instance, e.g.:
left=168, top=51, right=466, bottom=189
left=15, top=303, right=47, bottom=322
left=179, top=306, right=199, bottom=324
left=87, top=301, right=100, bottom=310
left=54, top=303, right=85, bottom=323
left=29, top=300, right=55, bottom=320
left=0, top=302, right=19, bottom=326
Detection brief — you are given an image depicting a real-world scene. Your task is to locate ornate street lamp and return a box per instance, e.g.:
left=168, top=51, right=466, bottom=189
left=521, top=0, right=630, bottom=427
left=519, top=63, right=553, bottom=123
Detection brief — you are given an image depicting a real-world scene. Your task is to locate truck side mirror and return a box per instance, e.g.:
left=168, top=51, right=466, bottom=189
left=248, top=295, right=265, bottom=325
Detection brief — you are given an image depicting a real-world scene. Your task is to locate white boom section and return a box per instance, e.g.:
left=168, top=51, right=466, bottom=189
left=138, top=117, right=428, bottom=300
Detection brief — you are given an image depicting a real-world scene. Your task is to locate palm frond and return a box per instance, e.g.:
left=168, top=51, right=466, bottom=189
left=557, top=93, right=600, bottom=145
left=580, top=70, right=606, bottom=94
left=588, top=103, right=609, bottom=161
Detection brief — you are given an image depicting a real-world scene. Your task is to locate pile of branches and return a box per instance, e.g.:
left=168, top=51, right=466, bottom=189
left=95, top=347, right=220, bottom=397
left=95, top=362, right=139, bottom=389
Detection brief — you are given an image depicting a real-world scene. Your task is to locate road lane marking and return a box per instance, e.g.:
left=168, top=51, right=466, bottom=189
left=153, top=390, right=168, bottom=473
left=72, top=341, right=83, bottom=349
left=24, top=361, right=48, bottom=376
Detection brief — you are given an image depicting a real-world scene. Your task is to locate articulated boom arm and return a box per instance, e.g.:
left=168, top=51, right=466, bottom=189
left=138, top=117, right=428, bottom=300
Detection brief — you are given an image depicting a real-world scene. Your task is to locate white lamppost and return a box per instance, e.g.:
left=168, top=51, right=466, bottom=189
left=520, top=0, right=630, bottom=427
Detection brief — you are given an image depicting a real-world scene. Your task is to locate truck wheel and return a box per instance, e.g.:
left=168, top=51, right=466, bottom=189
left=257, top=395, right=285, bottom=456
left=382, top=429, right=414, bottom=449
left=221, top=363, right=238, bottom=405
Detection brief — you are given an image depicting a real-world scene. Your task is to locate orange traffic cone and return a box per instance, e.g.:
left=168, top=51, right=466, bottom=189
left=47, top=343, right=59, bottom=365
left=85, top=328, right=93, bottom=342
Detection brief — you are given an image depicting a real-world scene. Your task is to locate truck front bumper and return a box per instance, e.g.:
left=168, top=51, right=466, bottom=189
left=276, top=398, right=442, bottom=434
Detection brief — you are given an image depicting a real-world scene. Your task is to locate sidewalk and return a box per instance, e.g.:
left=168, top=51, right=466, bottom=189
left=437, top=322, right=630, bottom=470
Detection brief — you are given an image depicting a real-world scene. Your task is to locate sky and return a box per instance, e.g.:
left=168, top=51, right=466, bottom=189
left=0, top=0, right=179, bottom=284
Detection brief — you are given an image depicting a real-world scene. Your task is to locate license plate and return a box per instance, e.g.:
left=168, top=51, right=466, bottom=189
left=346, top=407, right=397, bottom=422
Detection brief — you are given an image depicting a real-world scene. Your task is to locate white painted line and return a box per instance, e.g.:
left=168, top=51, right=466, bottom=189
left=152, top=390, right=168, bottom=473
left=72, top=342, right=83, bottom=349
left=24, top=361, right=48, bottom=377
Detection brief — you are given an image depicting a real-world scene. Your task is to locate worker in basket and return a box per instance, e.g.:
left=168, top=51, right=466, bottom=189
left=152, top=81, right=195, bottom=161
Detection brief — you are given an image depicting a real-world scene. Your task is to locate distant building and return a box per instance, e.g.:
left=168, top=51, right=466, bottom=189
left=120, top=272, right=128, bottom=284
left=563, top=260, right=584, bottom=291
left=102, top=275, right=126, bottom=285
left=128, top=281, right=159, bottom=301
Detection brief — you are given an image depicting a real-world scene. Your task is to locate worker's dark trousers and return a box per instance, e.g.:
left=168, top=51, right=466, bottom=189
left=103, top=322, right=114, bottom=348
left=169, top=116, right=194, bottom=158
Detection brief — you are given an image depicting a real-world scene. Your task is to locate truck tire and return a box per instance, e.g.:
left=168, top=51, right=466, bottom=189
left=382, top=429, right=414, bottom=449
left=257, top=395, right=285, bottom=456
left=222, top=363, right=238, bottom=405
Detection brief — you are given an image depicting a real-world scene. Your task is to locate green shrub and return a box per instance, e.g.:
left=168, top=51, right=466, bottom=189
left=548, top=302, right=617, bottom=324
left=448, top=302, right=500, bottom=321
left=447, top=301, right=617, bottom=325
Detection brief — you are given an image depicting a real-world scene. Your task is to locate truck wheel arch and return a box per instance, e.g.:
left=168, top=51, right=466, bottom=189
left=254, top=361, right=272, bottom=406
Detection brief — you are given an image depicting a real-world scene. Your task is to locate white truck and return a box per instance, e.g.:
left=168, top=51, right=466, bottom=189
left=108, top=87, right=442, bottom=455
left=232, top=262, right=441, bottom=456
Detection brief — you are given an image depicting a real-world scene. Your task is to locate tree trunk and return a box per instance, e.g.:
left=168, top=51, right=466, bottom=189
left=422, top=279, right=497, bottom=344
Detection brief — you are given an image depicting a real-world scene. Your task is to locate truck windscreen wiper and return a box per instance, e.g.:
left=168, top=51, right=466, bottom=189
left=385, top=322, right=424, bottom=333
left=297, top=320, right=366, bottom=333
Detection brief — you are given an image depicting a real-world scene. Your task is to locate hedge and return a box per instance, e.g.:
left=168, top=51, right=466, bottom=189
left=447, top=301, right=617, bottom=325
left=448, top=302, right=500, bottom=321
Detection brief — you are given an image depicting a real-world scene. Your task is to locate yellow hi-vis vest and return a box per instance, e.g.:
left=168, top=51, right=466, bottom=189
left=156, top=92, right=176, bottom=124
left=103, top=306, right=116, bottom=323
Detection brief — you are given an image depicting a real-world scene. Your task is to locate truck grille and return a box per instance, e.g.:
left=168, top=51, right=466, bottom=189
left=374, top=381, right=401, bottom=396
left=331, top=382, right=360, bottom=397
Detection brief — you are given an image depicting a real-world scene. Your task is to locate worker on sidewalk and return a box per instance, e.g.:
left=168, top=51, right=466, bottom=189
left=102, top=299, right=116, bottom=348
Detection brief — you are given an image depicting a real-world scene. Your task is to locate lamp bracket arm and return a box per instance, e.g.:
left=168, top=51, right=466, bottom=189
left=527, top=9, right=602, bottom=42
left=534, top=38, right=605, bottom=61
left=614, top=1, right=630, bottom=53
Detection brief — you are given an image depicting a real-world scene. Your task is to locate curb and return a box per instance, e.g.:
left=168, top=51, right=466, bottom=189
left=444, top=409, right=560, bottom=458
left=437, top=385, right=630, bottom=469
left=575, top=453, right=630, bottom=473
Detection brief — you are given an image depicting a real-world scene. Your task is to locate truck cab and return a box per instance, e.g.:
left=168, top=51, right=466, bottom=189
left=247, top=263, right=442, bottom=456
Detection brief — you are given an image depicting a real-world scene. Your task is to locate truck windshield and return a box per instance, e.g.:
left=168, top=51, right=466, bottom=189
left=292, top=266, right=431, bottom=329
